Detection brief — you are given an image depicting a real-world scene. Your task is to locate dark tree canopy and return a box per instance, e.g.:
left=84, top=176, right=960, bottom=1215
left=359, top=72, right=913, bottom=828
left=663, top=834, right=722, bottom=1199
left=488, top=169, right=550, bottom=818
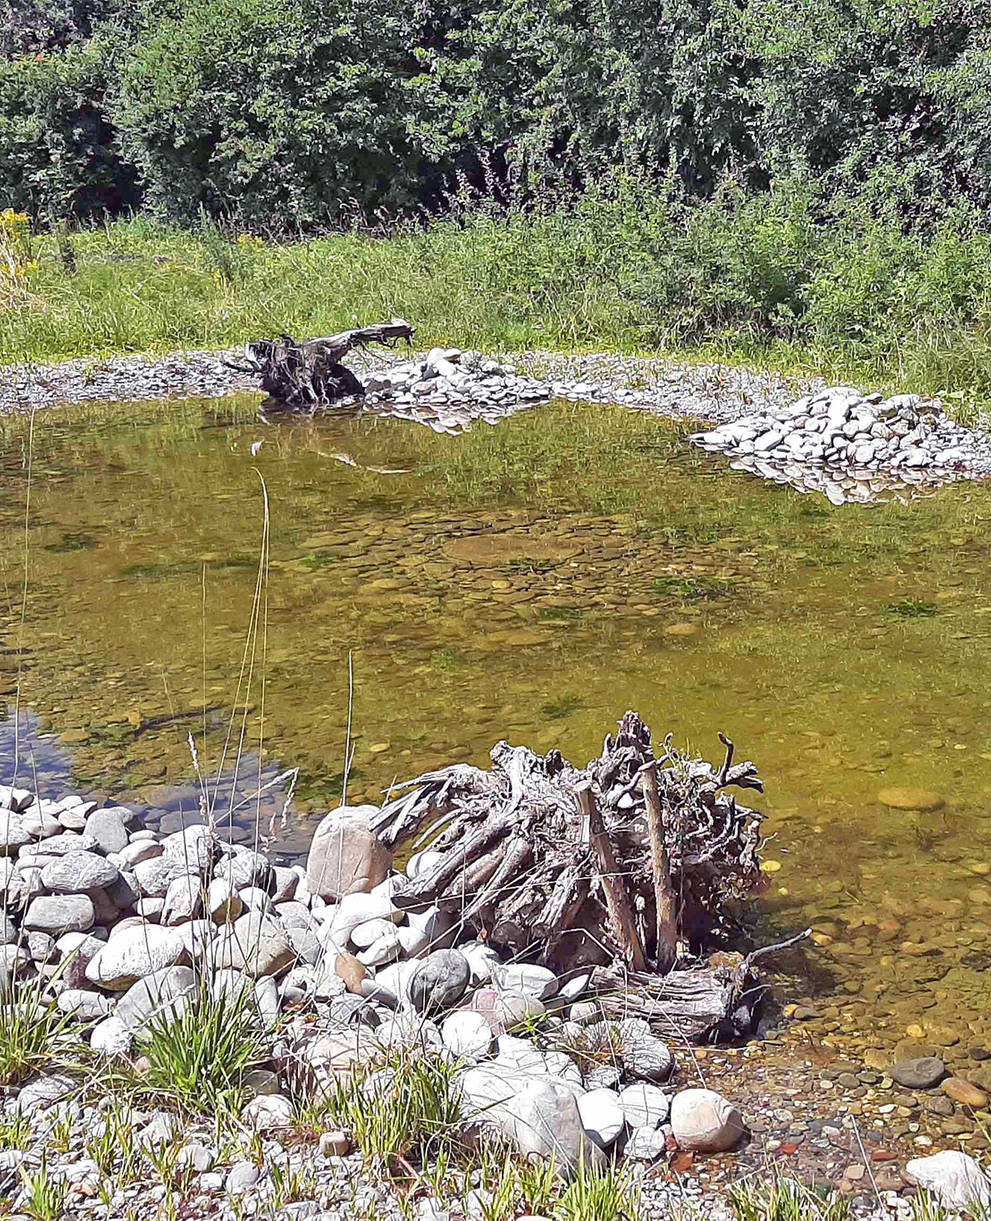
left=4, top=0, right=991, bottom=225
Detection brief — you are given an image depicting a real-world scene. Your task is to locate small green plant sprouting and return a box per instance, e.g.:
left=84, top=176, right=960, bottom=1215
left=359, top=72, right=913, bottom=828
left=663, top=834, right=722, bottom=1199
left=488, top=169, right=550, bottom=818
left=478, top=1148, right=558, bottom=1220
left=908, top=1191, right=954, bottom=1221
left=85, top=1104, right=141, bottom=1205
left=19, top=1154, right=67, bottom=1221
left=886, top=598, right=938, bottom=618
left=268, top=1158, right=317, bottom=1209
left=729, top=1177, right=852, bottom=1221
left=141, top=980, right=268, bottom=1111
left=540, top=693, right=581, bottom=719
left=48, top=1112, right=73, bottom=1154
left=325, top=1047, right=463, bottom=1168
left=555, top=1157, right=644, bottom=1221
left=0, top=1113, right=30, bottom=1150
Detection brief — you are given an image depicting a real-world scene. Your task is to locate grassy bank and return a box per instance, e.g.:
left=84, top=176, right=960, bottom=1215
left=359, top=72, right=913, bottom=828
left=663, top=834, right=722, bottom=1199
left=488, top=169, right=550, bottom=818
left=5, top=178, right=991, bottom=418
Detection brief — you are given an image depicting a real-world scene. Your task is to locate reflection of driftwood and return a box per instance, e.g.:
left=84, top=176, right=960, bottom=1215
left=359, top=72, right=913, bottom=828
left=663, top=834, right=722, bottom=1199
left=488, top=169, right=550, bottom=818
left=374, top=712, right=767, bottom=978
left=226, top=319, right=414, bottom=409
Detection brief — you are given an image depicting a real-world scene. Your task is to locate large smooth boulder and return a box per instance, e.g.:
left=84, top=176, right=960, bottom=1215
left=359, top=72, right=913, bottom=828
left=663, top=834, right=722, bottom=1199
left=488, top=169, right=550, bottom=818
left=306, top=805, right=391, bottom=900
left=670, top=1088, right=745, bottom=1152
left=459, top=1065, right=602, bottom=1175
left=85, top=924, right=186, bottom=990
left=215, top=912, right=295, bottom=978
left=906, top=1151, right=991, bottom=1211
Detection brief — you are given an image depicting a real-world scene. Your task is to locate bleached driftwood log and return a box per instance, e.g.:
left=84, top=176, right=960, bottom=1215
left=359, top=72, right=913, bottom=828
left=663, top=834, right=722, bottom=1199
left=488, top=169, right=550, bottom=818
left=372, top=712, right=767, bottom=975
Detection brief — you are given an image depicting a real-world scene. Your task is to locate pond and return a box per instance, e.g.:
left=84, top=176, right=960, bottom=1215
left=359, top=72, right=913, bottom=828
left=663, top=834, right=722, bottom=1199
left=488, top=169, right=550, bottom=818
left=1, top=394, right=989, bottom=1055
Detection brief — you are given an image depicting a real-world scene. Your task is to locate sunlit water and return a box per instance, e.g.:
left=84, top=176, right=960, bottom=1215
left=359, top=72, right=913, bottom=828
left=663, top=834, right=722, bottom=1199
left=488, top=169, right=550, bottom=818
left=1, top=395, right=990, bottom=1052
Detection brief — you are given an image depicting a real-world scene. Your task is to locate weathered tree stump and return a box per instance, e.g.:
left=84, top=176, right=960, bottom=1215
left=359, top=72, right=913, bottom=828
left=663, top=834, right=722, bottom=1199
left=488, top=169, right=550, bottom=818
left=372, top=712, right=768, bottom=971
left=226, top=319, right=414, bottom=409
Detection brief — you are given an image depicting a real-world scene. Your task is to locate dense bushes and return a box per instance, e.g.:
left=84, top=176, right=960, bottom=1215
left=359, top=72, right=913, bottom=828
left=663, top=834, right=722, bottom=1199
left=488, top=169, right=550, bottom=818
left=110, top=0, right=447, bottom=228
left=0, top=38, right=137, bottom=221
left=5, top=0, right=991, bottom=227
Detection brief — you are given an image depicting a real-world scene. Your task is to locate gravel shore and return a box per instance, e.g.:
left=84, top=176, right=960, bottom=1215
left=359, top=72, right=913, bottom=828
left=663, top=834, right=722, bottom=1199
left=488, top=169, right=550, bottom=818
left=0, top=344, right=810, bottom=423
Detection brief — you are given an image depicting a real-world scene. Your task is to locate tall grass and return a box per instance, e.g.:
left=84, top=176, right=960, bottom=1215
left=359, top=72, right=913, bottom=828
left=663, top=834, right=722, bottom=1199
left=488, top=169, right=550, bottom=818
left=6, top=175, right=991, bottom=416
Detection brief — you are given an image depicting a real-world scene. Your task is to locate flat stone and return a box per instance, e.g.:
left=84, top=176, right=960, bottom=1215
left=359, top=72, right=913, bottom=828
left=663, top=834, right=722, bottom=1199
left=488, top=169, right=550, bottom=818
left=56, top=989, right=112, bottom=1020
left=39, top=850, right=119, bottom=894
left=941, top=1077, right=989, bottom=1107
left=877, top=787, right=945, bottom=812
left=891, top=1056, right=945, bottom=1089
left=23, top=893, right=95, bottom=934
left=493, top=963, right=559, bottom=999
left=85, top=924, right=186, bottom=989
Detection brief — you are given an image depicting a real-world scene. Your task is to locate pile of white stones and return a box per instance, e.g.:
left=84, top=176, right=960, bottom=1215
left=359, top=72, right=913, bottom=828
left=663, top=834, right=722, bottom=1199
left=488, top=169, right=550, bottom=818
left=690, top=386, right=991, bottom=503
left=0, top=789, right=746, bottom=1173
left=352, top=348, right=554, bottom=433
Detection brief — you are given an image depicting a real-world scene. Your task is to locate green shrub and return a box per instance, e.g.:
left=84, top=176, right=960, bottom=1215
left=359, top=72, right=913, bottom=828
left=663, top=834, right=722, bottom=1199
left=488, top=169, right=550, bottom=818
left=0, top=38, right=137, bottom=221
left=110, top=0, right=445, bottom=228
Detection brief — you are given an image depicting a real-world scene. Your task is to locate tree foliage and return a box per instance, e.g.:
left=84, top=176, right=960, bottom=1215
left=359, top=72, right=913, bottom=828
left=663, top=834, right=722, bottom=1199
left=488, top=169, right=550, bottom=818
left=5, top=0, right=991, bottom=226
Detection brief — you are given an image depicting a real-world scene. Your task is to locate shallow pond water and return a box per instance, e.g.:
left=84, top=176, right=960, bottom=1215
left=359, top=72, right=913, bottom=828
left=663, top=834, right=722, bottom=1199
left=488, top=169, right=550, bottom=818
left=1, top=395, right=990, bottom=1054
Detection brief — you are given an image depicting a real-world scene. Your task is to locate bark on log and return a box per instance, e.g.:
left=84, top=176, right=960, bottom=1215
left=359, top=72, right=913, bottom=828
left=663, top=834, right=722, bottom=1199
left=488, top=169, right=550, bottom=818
left=640, top=760, right=678, bottom=972
left=577, top=782, right=646, bottom=971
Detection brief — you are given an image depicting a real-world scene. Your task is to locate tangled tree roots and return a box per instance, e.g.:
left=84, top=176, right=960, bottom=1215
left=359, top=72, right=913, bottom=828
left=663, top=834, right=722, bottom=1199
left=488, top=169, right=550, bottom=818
left=226, top=319, right=414, bottom=409
left=373, top=711, right=775, bottom=974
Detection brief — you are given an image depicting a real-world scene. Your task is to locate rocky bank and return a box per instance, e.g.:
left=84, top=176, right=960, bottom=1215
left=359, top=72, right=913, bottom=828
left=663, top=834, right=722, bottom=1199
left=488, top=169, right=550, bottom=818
left=3, top=782, right=991, bottom=1219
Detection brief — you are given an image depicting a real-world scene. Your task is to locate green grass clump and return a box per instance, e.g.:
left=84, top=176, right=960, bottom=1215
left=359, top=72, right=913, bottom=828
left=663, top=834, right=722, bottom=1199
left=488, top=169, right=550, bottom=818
left=0, top=983, right=80, bottom=1086
left=651, top=574, right=736, bottom=600
left=886, top=599, right=939, bottom=618
left=141, top=982, right=268, bottom=1111
left=325, top=1047, right=463, bottom=1169
left=730, top=1178, right=851, bottom=1221
left=18, top=1154, right=67, bottom=1221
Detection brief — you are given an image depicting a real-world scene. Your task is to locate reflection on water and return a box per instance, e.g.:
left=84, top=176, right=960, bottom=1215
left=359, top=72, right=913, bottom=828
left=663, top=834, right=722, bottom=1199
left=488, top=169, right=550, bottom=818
left=1, top=395, right=991, bottom=1051
left=725, top=452, right=952, bottom=504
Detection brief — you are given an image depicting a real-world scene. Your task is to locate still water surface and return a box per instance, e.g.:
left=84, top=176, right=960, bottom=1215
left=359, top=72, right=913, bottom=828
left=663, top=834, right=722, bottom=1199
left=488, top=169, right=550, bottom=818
left=1, top=395, right=989, bottom=1050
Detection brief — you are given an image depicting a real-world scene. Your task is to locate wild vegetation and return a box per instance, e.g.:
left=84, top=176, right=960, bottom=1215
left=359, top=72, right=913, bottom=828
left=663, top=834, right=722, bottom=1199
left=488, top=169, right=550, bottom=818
left=3, top=1, right=991, bottom=409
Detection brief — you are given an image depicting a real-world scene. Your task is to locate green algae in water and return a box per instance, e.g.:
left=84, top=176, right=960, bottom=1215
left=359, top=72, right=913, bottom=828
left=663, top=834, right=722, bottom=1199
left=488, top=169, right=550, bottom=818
left=1, top=396, right=991, bottom=1049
